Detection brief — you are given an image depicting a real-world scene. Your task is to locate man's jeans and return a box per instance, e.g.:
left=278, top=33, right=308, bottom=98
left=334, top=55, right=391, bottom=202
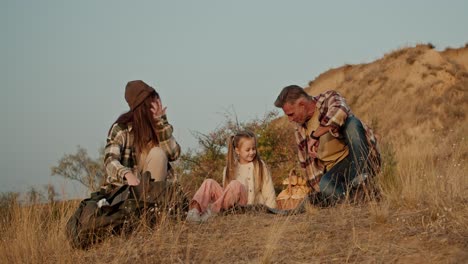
left=315, top=116, right=371, bottom=205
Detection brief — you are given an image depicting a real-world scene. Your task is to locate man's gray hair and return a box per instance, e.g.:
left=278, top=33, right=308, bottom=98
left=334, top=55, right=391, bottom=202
left=274, top=85, right=311, bottom=108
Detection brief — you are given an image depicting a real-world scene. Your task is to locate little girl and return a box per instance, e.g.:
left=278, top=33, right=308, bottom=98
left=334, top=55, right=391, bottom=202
left=186, top=130, right=277, bottom=222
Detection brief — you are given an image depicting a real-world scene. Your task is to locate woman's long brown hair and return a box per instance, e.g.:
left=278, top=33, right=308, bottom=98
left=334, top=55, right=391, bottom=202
left=109, top=91, right=160, bottom=157
left=224, top=130, right=265, bottom=193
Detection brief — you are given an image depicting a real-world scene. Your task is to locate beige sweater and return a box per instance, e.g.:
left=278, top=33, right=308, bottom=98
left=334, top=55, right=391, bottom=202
left=223, top=161, right=277, bottom=208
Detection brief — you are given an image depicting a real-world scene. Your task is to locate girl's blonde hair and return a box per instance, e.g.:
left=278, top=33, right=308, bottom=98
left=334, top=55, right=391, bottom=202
left=225, top=130, right=265, bottom=192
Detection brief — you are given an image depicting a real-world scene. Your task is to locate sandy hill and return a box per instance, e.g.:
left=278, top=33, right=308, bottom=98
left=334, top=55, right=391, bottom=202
left=298, top=44, right=468, bottom=163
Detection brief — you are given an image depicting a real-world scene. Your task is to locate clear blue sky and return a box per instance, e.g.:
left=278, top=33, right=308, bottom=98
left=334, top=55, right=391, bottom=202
left=1, top=0, right=467, bottom=199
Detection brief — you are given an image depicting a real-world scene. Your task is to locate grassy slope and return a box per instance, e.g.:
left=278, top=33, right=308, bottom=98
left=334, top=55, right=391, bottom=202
left=1, top=44, right=467, bottom=263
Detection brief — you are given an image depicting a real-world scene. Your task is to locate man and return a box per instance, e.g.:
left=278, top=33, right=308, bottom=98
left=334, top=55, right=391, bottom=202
left=274, top=85, right=380, bottom=205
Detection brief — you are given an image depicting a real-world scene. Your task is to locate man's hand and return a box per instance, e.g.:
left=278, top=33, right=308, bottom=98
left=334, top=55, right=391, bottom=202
left=124, top=172, right=140, bottom=186
left=150, top=98, right=167, bottom=119
left=307, top=137, right=319, bottom=158
left=307, top=125, right=335, bottom=158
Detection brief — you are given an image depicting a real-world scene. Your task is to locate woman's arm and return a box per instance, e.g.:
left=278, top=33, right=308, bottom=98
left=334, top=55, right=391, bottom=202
left=150, top=98, right=181, bottom=162
left=104, top=123, right=133, bottom=184
left=152, top=114, right=181, bottom=162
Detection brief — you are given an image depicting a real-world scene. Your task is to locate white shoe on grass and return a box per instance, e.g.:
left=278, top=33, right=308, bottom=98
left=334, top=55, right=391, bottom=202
left=186, top=208, right=201, bottom=222
left=200, top=208, right=217, bottom=222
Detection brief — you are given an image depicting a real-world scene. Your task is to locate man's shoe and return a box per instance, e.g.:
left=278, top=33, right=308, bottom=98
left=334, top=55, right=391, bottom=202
left=351, top=173, right=368, bottom=188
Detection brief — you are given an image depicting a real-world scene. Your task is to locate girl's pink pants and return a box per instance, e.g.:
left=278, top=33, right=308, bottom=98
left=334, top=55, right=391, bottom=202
left=191, top=179, right=248, bottom=213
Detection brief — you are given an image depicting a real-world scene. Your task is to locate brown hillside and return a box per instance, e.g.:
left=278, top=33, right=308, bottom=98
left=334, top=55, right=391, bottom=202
left=304, top=44, right=468, bottom=159
left=442, top=44, right=468, bottom=70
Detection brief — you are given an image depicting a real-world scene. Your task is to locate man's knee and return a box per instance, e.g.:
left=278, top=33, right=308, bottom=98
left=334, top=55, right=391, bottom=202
left=345, top=117, right=369, bottom=164
left=344, top=116, right=365, bottom=142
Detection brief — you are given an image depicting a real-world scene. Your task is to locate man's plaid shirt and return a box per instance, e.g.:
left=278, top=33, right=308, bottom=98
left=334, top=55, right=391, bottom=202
left=104, top=114, right=181, bottom=185
left=295, top=90, right=380, bottom=191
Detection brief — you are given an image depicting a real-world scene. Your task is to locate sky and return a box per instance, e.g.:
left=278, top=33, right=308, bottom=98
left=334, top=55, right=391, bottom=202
left=1, top=0, right=467, bottom=199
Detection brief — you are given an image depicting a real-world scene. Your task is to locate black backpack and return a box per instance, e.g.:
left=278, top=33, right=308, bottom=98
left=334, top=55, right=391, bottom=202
left=65, top=172, right=189, bottom=249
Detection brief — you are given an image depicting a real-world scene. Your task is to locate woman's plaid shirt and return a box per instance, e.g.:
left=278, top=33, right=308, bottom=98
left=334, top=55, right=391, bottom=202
left=104, top=114, right=181, bottom=185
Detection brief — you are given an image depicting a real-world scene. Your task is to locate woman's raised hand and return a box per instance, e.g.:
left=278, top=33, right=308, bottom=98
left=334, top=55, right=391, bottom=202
left=150, top=98, right=167, bottom=119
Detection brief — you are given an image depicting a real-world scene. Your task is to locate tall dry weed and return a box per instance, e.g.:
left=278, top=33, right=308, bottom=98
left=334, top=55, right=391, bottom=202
left=0, top=200, right=80, bottom=264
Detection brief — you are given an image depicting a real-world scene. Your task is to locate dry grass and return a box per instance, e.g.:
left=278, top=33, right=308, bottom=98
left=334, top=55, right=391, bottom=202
left=1, top=170, right=466, bottom=263
left=1, top=136, right=466, bottom=263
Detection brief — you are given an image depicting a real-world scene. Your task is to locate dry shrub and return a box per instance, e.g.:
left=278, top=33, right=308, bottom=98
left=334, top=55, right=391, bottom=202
left=176, top=110, right=296, bottom=196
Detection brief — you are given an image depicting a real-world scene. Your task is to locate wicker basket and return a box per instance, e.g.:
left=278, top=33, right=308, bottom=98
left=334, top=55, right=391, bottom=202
left=276, top=169, right=311, bottom=210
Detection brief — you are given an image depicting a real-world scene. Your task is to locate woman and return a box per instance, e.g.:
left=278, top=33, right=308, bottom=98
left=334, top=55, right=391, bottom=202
left=104, top=80, right=181, bottom=186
